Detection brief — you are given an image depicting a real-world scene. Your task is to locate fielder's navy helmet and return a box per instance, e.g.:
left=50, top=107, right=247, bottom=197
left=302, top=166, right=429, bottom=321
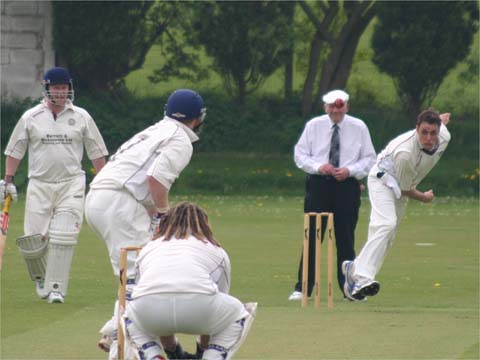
left=165, top=89, right=206, bottom=122
left=42, top=67, right=74, bottom=102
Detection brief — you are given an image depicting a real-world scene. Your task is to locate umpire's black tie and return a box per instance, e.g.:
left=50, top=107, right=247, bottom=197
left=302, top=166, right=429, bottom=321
left=329, top=124, right=340, bottom=167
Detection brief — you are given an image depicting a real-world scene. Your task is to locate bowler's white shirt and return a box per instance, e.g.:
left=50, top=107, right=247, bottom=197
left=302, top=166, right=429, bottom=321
left=375, top=124, right=451, bottom=191
left=132, top=236, right=231, bottom=298
left=90, top=117, right=198, bottom=208
left=4, top=100, right=108, bottom=182
left=294, top=114, right=376, bottom=179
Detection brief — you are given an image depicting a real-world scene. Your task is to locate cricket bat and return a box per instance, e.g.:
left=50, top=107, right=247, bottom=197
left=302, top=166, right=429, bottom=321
left=0, top=194, right=12, bottom=271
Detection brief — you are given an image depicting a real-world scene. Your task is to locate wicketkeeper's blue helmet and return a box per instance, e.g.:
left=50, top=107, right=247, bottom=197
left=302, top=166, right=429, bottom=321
left=165, top=89, right=206, bottom=123
left=42, top=67, right=74, bottom=102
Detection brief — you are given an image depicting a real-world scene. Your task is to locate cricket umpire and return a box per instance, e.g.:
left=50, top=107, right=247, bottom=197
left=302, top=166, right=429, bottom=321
left=289, top=90, right=376, bottom=300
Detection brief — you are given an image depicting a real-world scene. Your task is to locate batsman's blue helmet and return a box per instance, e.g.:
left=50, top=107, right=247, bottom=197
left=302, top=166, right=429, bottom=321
left=165, top=89, right=206, bottom=123
left=42, top=67, right=74, bottom=102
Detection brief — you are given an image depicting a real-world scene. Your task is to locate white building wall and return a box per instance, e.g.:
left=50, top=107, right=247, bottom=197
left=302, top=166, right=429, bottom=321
left=1, top=0, right=54, bottom=100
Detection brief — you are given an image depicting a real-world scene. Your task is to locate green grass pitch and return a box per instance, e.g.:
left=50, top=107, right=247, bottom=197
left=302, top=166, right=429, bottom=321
left=1, top=195, right=478, bottom=359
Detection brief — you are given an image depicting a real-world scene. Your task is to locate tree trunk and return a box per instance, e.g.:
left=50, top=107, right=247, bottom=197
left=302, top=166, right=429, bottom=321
left=301, top=32, right=323, bottom=117
left=284, top=47, right=294, bottom=99
left=315, top=1, right=377, bottom=111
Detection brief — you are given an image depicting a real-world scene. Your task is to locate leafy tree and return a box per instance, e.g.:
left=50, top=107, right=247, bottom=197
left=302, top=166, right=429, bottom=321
left=189, top=1, right=294, bottom=105
left=372, top=1, right=479, bottom=120
left=299, top=1, right=377, bottom=116
left=52, top=1, right=174, bottom=91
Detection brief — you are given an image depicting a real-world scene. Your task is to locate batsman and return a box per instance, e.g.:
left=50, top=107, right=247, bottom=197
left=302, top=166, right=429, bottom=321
left=85, top=89, right=207, bottom=359
left=1, top=67, right=108, bottom=304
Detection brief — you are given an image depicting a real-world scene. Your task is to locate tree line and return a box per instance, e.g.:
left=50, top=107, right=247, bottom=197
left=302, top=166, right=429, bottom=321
left=52, top=1, right=478, bottom=119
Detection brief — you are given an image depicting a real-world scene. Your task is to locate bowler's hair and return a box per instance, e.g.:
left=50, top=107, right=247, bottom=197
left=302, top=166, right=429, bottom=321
left=416, top=108, right=441, bottom=127
left=156, top=201, right=220, bottom=247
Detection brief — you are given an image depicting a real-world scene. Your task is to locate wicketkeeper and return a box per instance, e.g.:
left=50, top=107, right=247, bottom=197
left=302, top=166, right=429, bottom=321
left=1, top=67, right=108, bottom=304
left=122, top=202, right=257, bottom=360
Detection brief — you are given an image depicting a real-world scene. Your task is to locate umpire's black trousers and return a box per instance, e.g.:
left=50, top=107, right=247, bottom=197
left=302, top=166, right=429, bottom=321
left=294, top=174, right=361, bottom=296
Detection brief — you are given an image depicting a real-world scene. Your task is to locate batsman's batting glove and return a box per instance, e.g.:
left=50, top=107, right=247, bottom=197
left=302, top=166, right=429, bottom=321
left=0, top=178, right=18, bottom=202
left=149, top=212, right=166, bottom=238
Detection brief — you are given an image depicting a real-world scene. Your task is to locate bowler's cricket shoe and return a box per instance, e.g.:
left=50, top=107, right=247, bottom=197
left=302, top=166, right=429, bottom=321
left=47, top=291, right=64, bottom=304
left=342, top=261, right=366, bottom=301
left=288, top=291, right=303, bottom=301
left=97, top=335, right=112, bottom=352
left=353, top=280, right=380, bottom=299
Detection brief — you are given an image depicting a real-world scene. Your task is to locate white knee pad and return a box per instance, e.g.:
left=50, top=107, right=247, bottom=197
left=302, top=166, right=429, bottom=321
left=16, top=234, right=48, bottom=281
left=123, top=315, right=164, bottom=360
left=44, top=211, right=80, bottom=297
left=204, top=302, right=257, bottom=360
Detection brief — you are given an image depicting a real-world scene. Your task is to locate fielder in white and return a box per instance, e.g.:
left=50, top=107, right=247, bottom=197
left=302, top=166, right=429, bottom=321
left=122, top=202, right=257, bottom=360
left=343, top=108, right=451, bottom=300
left=85, top=89, right=206, bottom=358
left=0, top=67, right=108, bottom=304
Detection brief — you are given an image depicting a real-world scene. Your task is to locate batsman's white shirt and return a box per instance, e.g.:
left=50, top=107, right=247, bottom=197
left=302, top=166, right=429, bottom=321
left=4, top=99, right=108, bottom=234
left=89, top=117, right=198, bottom=209
left=354, top=124, right=451, bottom=280
left=5, top=99, right=107, bottom=182
left=133, top=236, right=231, bottom=297
left=85, top=117, right=198, bottom=276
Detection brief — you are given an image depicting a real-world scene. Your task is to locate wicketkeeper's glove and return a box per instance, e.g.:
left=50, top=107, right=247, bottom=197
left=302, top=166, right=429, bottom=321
left=0, top=178, right=18, bottom=202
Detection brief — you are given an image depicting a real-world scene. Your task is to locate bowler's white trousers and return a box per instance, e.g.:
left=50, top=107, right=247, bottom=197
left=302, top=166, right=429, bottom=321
left=85, top=188, right=150, bottom=277
left=353, top=174, right=408, bottom=280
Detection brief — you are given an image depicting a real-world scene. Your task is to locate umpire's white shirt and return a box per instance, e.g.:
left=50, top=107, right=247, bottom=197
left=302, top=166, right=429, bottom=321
left=133, top=236, right=231, bottom=298
left=90, top=117, right=198, bottom=209
left=294, top=114, right=376, bottom=179
left=4, top=99, right=108, bottom=182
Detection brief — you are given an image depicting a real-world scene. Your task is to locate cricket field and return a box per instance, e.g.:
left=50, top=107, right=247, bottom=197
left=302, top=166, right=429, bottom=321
left=1, top=195, right=478, bottom=359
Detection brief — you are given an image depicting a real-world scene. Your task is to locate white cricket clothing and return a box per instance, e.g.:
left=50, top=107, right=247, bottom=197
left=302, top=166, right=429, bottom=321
left=85, top=188, right=150, bottom=277
left=354, top=125, right=451, bottom=280
left=376, top=124, right=451, bottom=191
left=294, top=114, right=376, bottom=179
left=5, top=99, right=108, bottom=182
left=85, top=117, right=198, bottom=277
left=132, top=236, right=231, bottom=298
left=125, top=236, right=251, bottom=360
left=89, top=117, right=198, bottom=209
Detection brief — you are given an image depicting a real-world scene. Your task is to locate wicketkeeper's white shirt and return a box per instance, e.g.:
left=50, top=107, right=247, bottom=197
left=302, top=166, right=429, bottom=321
left=132, top=236, right=231, bottom=298
left=90, top=117, right=198, bottom=208
left=4, top=99, right=108, bottom=182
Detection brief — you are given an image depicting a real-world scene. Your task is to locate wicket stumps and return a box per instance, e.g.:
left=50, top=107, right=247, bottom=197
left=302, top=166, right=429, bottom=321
left=302, top=212, right=334, bottom=309
left=117, top=246, right=142, bottom=360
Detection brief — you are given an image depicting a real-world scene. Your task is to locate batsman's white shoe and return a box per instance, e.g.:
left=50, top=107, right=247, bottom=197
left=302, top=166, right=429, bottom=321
left=35, top=280, right=48, bottom=299
left=47, top=291, right=64, bottom=304
left=288, top=291, right=303, bottom=301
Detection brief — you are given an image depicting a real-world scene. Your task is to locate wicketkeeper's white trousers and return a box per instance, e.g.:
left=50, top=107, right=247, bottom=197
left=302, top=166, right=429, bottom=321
left=353, top=175, right=408, bottom=281
left=85, top=188, right=150, bottom=277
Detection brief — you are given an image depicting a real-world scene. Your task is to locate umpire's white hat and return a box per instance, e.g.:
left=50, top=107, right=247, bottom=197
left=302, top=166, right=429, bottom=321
left=322, top=90, right=349, bottom=104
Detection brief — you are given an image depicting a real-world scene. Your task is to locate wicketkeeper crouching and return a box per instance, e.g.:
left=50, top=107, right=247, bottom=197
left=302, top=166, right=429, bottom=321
left=121, top=202, right=257, bottom=360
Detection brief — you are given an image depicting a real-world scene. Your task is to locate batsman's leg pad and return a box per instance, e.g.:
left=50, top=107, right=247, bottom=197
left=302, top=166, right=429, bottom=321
left=44, top=211, right=80, bottom=297
left=16, top=234, right=48, bottom=281
left=205, top=302, right=257, bottom=360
